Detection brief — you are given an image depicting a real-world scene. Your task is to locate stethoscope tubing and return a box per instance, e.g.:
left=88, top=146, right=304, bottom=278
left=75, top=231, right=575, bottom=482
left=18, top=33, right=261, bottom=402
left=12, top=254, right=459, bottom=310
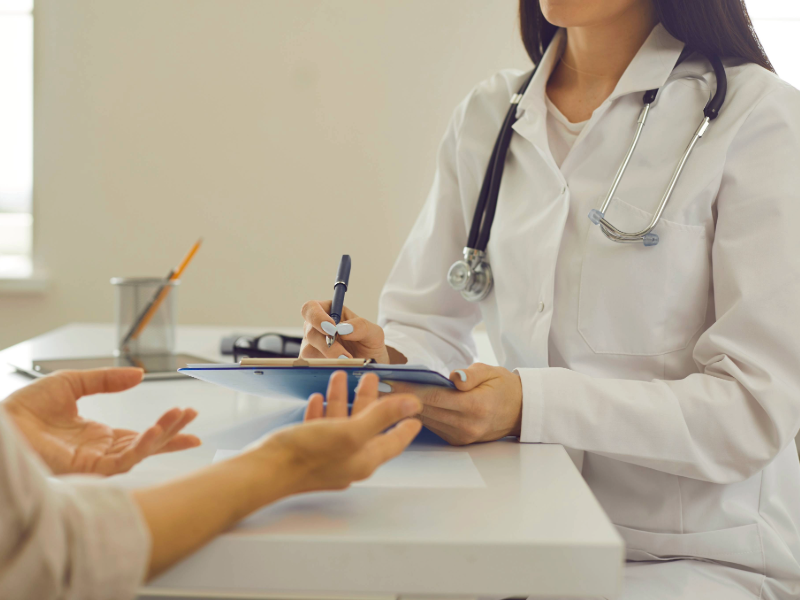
left=596, top=114, right=711, bottom=242
left=448, top=48, right=728, bottom=301
left=468, top=67, right=538, bottom=252
left=595, top=52, right=726, bottom=243
left=477, top=102, right=522, bottom=250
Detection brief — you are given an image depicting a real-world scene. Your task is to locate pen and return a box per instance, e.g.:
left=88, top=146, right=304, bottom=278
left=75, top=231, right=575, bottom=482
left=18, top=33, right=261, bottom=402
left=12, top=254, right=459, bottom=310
left=326, top=255, right=351, bottom=348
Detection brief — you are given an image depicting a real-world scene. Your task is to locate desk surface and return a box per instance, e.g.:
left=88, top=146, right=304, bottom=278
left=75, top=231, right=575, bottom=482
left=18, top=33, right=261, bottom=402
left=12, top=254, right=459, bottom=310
left=0, top=324, right=624, bottom=598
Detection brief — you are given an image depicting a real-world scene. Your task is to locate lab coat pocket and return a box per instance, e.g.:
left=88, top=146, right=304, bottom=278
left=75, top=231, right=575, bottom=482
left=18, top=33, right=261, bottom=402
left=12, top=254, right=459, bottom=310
left=578, top=199, right=710, bottom=356
left=617, top=523, right=764, bottom=574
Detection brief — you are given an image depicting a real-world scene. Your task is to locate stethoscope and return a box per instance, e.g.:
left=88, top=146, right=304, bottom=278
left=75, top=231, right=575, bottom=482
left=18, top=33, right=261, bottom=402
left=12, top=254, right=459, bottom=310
left=447, top=49, right=728, bottom=302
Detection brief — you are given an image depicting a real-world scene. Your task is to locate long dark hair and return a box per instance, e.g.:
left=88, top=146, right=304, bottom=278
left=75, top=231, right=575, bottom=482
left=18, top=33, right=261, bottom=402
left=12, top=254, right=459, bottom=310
left=519, top=0, right=774, bottom=72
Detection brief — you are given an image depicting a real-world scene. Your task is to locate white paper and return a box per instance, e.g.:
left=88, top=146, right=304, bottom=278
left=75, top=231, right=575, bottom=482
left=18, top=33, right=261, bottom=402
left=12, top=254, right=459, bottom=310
left=213, top=449, right=485, bottom=489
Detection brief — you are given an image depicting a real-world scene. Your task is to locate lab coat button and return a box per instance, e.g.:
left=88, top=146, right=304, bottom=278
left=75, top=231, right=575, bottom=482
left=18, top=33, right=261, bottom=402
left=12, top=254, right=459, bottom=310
left=538, top=301, right=545, bottom=312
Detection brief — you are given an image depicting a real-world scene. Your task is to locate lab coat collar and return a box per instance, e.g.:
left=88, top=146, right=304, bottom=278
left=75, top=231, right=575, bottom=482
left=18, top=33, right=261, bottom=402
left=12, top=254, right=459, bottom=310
left=609, top=24, right=685, bottom=102
left=516, top=29, right=565, bottom=118
left=516, top=23, right=685, bottom=117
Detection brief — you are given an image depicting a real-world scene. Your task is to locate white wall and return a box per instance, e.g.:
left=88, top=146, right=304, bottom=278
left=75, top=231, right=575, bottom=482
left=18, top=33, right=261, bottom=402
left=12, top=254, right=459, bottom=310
left=0, top=0, right=528, bottom=350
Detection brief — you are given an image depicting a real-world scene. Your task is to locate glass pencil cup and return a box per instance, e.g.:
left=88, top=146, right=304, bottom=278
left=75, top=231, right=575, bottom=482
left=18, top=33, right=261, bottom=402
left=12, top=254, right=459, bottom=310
left=111, top=277, right=179, bottom=356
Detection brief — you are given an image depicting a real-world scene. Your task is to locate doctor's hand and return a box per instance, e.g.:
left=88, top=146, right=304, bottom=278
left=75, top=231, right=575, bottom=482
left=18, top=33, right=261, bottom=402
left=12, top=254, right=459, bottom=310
left=257, top=372, right=422, bottom=493
left=3, top=368, right=201, bottom=475
left=300, top=300, right=393, bottom=363
left=392, top=363, right=523, bottom=446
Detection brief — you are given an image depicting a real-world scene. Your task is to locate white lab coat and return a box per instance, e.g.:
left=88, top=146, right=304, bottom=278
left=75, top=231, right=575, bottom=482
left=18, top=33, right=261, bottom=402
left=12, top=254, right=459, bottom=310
left=378, top=25, right=800, bottom=598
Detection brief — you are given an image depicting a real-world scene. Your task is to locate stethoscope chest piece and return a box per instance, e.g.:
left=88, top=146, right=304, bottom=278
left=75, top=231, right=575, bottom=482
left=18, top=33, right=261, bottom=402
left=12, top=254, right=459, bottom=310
left=448, top=247, right=493, bottom=302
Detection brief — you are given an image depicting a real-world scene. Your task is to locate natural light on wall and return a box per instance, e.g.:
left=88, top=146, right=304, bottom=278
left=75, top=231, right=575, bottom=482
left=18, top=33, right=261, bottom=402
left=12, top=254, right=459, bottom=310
left=0, top=1, right=795, bottom=282
left=0, top=0, right=32, bottom=279
left=749, top=0, right=800, bottom=88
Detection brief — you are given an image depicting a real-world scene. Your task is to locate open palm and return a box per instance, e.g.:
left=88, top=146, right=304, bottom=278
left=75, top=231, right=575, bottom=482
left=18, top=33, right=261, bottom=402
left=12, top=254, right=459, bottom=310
left=3, top=368, right=201, bottom=475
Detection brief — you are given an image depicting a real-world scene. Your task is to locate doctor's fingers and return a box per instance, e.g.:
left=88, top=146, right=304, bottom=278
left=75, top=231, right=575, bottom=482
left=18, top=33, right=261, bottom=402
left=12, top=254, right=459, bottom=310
left=301, top=300, right=337, bottom=337
left=420, top=403, right=479, bottom=429
left=298, top=338, right=324, bottom=359
left=449, top=363, right=505, bottom=392
left=299, top=328, right=326, bottom=358
left=302, top=325, right=353, bottom=359
left=335, top=316, right=383, bottom=344
left=301, top=301, right=359, bottom=336
left=390, top=382, right=464, bottom=411
left=298, top=332, right=340, bottom=359
left=418, top=414, right=475, bottom=447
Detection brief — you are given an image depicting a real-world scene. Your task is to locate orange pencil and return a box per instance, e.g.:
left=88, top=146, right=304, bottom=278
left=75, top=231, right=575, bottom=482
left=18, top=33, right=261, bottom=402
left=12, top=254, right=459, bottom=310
left=128, top=238, right=203, bottom=344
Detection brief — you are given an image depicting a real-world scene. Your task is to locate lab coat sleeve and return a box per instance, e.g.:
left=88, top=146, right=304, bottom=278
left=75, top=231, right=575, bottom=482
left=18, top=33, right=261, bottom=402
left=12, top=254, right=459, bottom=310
left=518, top=82, right=800, bottom=484
left=0, top=408, right=151, bottom=600
left=378, top=97, right=484, bottom=375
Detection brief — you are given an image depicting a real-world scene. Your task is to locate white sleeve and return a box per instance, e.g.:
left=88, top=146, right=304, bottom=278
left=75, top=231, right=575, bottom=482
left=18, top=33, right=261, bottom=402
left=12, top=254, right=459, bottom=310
left=518, top=83, right=800, bottom=484
left=378, top=99, right=483, bottom=375
left=0, top=408, right=151, bottom=600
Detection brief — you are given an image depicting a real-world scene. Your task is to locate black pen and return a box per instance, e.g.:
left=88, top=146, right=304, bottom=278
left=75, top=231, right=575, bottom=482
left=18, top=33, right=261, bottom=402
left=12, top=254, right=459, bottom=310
left=326, top=255, right=351, bottom=348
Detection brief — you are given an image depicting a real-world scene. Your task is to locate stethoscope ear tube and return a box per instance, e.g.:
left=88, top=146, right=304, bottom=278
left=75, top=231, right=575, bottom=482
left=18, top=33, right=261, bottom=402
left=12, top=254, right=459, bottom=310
left=589, top=51, right=727, bottom=246
left=467, top=127, right=502, bottom=249
left=467, top=69, right=538, bottom=251
left=452, top=49, right=727, bottom=303
left=475, top=104, right=522, bottom=251
left=703, top=53, right=727, bottom=120
left=450, top=68, right=537, bottom=302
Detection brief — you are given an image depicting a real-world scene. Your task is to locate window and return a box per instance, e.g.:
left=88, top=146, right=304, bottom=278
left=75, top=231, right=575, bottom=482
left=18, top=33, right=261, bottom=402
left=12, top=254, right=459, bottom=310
left=0, top=0, right=32, bottom=279
left=749, top=0, right=800, bottom=88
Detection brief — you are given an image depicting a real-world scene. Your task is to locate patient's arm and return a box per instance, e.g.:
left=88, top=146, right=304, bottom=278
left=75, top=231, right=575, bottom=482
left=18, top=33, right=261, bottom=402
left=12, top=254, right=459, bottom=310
left=0, top=370, right=420, bottom=596
left=134, top=371, right=421, bottom=578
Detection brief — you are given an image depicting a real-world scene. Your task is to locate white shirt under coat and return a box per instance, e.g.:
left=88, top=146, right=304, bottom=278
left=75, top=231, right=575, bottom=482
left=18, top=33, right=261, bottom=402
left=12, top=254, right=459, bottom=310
left=378, top=24, right=800, bottom=597
left=545, top=93, right=586, bottom=167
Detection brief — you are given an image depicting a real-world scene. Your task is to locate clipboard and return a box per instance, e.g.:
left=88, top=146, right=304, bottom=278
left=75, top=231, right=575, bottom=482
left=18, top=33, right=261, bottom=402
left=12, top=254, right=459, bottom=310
left=178, top=357, right=455, bottom=401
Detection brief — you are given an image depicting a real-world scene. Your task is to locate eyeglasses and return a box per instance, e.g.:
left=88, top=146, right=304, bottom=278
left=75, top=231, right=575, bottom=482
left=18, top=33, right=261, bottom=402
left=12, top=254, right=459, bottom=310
left=220, top=333, right=303, bottom=363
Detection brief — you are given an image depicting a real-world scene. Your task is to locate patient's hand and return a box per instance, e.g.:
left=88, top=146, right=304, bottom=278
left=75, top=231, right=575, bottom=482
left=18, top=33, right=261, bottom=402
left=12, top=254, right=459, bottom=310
left=260, top=371, right=422, bottom=493
left=3, top=368, right=201, bottom=475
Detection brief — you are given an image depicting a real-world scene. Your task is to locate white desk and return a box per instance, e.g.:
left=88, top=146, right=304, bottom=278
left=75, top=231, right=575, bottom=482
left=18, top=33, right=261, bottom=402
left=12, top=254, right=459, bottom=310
left=0, top=324, right=624, bottom=599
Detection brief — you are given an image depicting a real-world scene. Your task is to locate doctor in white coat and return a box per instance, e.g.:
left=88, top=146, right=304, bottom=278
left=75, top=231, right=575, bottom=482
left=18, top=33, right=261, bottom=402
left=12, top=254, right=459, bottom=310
left=301, top=0, right=800, bottom=597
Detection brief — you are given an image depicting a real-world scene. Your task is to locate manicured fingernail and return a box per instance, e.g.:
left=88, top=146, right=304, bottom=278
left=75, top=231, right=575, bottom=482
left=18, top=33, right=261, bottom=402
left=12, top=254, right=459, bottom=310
left=337, top=322, right=354, bottom=335
left=454, top=370, right=467, bottom=382
left=338, top=355, right=349, bottom=359
left=378, top=382, right=393, bottom=393
left=321, top=321, right=337, bottom=336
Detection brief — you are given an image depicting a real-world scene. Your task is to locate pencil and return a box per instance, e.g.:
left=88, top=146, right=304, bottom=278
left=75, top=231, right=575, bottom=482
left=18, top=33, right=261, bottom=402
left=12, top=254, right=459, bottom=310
left=120, top=238, right=203, bottom=350
left=118, top=268, right=175, bottom=352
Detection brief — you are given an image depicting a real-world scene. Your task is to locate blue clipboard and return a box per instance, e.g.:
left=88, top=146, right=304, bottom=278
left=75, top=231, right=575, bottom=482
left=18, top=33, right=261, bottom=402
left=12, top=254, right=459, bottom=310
left=179, top=357, right=455, bottom=401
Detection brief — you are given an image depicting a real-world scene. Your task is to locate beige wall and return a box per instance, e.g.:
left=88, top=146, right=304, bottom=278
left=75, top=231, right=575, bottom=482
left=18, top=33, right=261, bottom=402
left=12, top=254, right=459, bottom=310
left=0, top=0, right=529, bottom=349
